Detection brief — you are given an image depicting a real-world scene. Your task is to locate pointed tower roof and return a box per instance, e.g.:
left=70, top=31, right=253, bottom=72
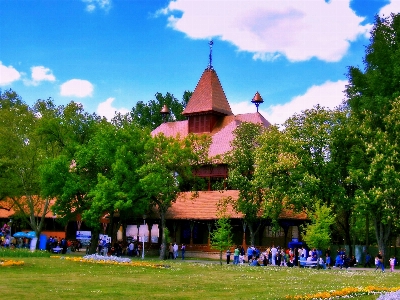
left=182, top=68, right=233, bottom=116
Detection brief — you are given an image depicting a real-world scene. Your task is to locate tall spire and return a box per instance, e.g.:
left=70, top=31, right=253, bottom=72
left=208, top=40, right=214, bottom=70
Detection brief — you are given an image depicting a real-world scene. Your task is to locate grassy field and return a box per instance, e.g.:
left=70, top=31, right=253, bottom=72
left=1, top=252, right=399, bottom=300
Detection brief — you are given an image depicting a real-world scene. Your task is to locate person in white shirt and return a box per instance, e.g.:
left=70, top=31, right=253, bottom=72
left=173, top=243, right=179, bottom=259
left=271, top=245, right=277, bottom=265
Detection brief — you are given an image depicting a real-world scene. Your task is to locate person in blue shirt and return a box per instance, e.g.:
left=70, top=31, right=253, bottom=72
left=335, top=254, right=343, bottom=269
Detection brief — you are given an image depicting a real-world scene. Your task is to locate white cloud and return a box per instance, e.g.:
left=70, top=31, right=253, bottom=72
left=0, top=61, right=21, bottom=86
left=160, top=0, right=370, bottom=62
left=96, top=97, right=129, bottom=121
left=24, top=66, right=56, bottom=86
left=379, top=0, right=400, bottom=17
left=82, top=0, right=112, bottom=13
left=60, top=79, right=94, bottom=98
left=231, top=80, right=347, bottom=125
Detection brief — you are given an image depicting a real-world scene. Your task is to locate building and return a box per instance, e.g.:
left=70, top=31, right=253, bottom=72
left=149, top=60, right=307, bottom=250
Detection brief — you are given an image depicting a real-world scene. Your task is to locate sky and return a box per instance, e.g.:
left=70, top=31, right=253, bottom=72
left=1, top=0, right=400, bottom=125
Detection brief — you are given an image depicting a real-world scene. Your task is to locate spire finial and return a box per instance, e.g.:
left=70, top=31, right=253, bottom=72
left=208, top=40, right=214, bottom=69
left=251, top=91, right=264, bottom=112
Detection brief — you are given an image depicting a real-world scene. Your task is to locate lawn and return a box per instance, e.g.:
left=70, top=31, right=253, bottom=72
left=1, top=252, right=399, bottom=300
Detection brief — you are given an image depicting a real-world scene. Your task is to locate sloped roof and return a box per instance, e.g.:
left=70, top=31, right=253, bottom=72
left=183, top=68, right=233, bottom=116
left=152, top=113, right=271, bottom=158
left=151, top=120, right=188, bottom=137
left=150, top=190, right=308, bottom=221
left=0, top=197, right=57, bottom=219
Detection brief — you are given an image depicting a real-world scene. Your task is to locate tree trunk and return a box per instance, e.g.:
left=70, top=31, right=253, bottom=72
left=374, top=217, right=391, bottom=265
left=159, top=210, right=166, bottom=260
left=219, top=250, right=223, bottom=266
left=89, top=227, right=100, bottom=254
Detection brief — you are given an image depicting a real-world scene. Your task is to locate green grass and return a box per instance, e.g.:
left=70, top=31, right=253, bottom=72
left=1, top=253, right=399, bottom=300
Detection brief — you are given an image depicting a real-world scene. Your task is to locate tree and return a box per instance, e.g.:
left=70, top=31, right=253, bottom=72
left=39, top=101, right=104, bottom=252
left=130, top=91, right=191, bottom=130
left=302, top=202, right=335, bottom=261
left=82, top=120, right=151, bottom=243
left=210, top=202, right=233, bottom=265
left=254, top=124, right=314, bottom=228
left=0, top=90, right=52, bottom=240
left=138, top=133, right=210, bottom=260
left=345, top=13, right=400, bottom=259
left=227, top=122, right=265, bottom=246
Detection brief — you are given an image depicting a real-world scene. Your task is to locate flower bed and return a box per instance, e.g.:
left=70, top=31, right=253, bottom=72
left=0, top=259, right=25, bottom=266
left=286, top=286, right=400, bottom=299
left=51, top=254, right=170, bottom=269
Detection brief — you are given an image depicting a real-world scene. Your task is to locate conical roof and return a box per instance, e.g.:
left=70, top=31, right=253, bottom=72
left=183, top=68, right=233, bottom=116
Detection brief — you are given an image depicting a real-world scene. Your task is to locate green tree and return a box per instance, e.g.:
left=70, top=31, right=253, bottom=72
left=227, top=122, right=265, bottom=246
left=302, top=202, right=335, bottom=261
left=0, top=90, right=52, bottom=240
left=82, top=120, right=151, bottom=243
left=130, top=91, right=191, bottom=130
left=39, top=101, right=104, bottom=251
left=254, top=124, right=314, bottom=228
left=138, top=133, right=210, bottom=260
left=210, top=202, right=233, bottom=265
left=345, top=13, right=400, bottom=259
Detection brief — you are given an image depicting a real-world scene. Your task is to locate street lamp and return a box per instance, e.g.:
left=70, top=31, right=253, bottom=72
left=142, top=215, right=146, bottom=260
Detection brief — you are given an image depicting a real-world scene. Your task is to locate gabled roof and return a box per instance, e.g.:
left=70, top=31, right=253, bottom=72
left=182, top=68, right=233, bottom=116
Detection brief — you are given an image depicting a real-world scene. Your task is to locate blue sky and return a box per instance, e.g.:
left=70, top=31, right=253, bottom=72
left=1, top=0, right=399, bottom=125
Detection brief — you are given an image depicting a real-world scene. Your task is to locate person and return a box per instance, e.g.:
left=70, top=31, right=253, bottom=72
left=364, top=252, right=372, bottom=267
left=226, top=248, right=231, bottom=264
left=326, top=253, right=331, bottom=269
left=271, top=245, right=277, bottom=265
left=233, top=246, right=240, bottom=265
left=239, top=254, right=245, bottom=265
left=181, top=244, right=186, bottom=260
left=247, top=246, right=253, bottom=262
left=173, top=242, right=179, bottom=259
left=250, top=258, right=260, bottom=266
left=348, top=255, right=357, bottom=268
left=318, top=257, right=327, bottom=269
left=389, top=256, right=396, bottom=272
left=128, top=241, right=134, bottom=256
left=168, top=243, right=174, bottom=259
left=375, top=251, right=384, bottom=272
left=335, top=254, right=343, bottom=269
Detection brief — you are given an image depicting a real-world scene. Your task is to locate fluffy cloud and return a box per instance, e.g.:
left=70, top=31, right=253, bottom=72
left=379, top=1, right=400, bottom=17
left=231, top=80, right=347, bottom=125
left=0, top=61, right=21, bottom=86
left=160, top=0, right=370, bottom=62
left=60, top=79, right=94, bottom=98
left=24, top=66, right=56, bottom=86
left=96, top=97, right=130, bottom=121
left=82, top=0, right=111, bottom=12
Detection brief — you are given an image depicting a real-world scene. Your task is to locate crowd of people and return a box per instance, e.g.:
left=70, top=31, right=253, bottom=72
left=225, top=245, right=397, bottom=271
left=167, top=242, right=186, bottom=259
left=45, top=236, right=82, bottom=254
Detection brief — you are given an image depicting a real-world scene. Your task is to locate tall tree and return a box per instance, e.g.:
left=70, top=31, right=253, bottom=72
left=82, top=120, right=151, bottom=243
left=0, top=90, right=51, bottom=239
left=138, top=133, right=210, bottom=260
left=345, top=13, right=400, bottom=259
left=130, top=91, right=191, bottom=130
left=227, top=122, right=265, bottom=246
left=39, top=101, right=104, bottom=250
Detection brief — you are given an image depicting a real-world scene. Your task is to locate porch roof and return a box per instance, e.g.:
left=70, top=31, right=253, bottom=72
left=151, top=190, right=308, bottom=221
